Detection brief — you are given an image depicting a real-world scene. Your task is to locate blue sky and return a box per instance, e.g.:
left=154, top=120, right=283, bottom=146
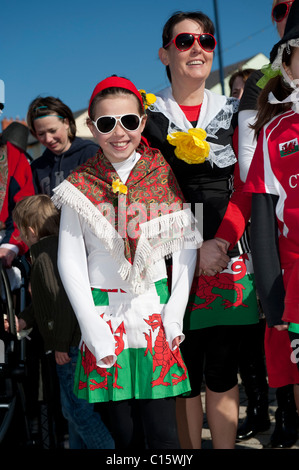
left=2, top=0, right=279, bottom=122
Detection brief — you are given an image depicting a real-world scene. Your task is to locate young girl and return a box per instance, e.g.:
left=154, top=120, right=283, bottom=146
left=244, top=0, right=299, bottom=413
left=52, top=76, right=202, bottom=449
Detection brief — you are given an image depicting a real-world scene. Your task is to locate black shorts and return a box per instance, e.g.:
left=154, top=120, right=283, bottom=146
left=180, top=325, right=243, bottom=395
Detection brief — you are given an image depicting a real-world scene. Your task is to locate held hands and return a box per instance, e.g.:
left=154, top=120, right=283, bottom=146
left=196, top=238, right=230, bottom=277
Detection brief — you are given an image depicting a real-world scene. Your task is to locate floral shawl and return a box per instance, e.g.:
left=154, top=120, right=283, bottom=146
left=52, top=141, right=202, bottom=293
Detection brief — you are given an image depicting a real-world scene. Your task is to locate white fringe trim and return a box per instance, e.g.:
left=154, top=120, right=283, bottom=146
left=52, top=180, right=202, bottom=294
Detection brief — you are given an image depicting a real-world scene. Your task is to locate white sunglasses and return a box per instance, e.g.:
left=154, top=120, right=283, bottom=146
left=92, top=113, right=143, bottom=134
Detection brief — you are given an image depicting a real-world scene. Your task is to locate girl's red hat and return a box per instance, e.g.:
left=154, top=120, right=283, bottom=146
left=88, top=76, right=144, bottom=116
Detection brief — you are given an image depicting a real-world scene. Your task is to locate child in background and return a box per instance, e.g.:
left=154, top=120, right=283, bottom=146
left=52, top=75, right=202, bottom=449
left=12, top=195, right=114, bottom=449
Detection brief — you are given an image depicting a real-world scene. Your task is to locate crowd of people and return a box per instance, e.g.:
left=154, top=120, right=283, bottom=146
left=1, top=0, right=299, bottom=451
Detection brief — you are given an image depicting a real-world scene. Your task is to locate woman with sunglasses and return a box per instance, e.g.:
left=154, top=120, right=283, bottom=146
left=27, top=96, right=99, bottom=196
left=53, top=75, right=202, bottom=449
left=237, top=0, right=299, bottom=449
left=143, top=11, right=259, bottom=449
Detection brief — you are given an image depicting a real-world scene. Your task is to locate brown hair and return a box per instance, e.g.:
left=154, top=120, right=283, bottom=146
left=27, top=96, right=76, bottom=141
left=229, top=68, right=255, bottom=95
left=13, top=195, right=60, bottom=240
left=251, top=48, right=294, bottom=137
left=161, top=11, right=215, bottom=82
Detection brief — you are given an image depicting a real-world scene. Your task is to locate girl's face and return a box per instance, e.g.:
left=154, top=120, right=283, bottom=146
left=89, top=94, right=146, bottom=163
left=284, top=47, right=299, bottom=82
left=159, top=19, right=214, bottom=86
left=34, top=115, right=71, bottom=155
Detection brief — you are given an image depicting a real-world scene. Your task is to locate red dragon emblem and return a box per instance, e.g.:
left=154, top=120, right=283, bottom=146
left=143, top=314, right=188, bottom=387
left=188, top=254, right=249, bottom=311
left=79, top=316, right=126, bottom=391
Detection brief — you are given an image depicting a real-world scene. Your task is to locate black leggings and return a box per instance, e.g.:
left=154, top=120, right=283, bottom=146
left=96, top=397, right=180, bottom=449
left=180, top=325, right=243, bottom=396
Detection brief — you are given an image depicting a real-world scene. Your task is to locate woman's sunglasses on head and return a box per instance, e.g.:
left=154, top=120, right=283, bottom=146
left=164, top=33, right=217, bottom=52
left=272, top=1, right=294, bottom=22
left=93, top=114, right=142, bottom=134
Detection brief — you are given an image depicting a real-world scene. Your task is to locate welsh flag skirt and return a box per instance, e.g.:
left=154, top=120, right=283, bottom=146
left=184, top=254, right=259, bottom=330
left=74, top=279, right=191, bottom=403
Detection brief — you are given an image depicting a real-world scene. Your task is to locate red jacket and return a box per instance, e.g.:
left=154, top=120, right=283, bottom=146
left=0, top=142, right=35, bottom=255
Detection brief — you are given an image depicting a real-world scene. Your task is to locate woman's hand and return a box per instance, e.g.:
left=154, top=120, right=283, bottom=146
left=196, top=238, right=230, bottom=276
left=55, top=351, right=71, bottom=365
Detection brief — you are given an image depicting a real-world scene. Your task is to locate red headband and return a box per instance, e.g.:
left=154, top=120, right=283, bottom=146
left=88, top=76, right=144, bottom=117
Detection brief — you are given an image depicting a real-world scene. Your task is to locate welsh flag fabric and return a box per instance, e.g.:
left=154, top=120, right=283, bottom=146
left=74, top=280, right=191, bottom=403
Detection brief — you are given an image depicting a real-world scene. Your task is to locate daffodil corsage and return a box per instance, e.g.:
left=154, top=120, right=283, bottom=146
left=167, top=128, right=210, bottom=164
left=112, top=178, right=127, bottom=207
left=139, top=89, right=157, bottom=110
left=112, top=178, right=127, bottom=195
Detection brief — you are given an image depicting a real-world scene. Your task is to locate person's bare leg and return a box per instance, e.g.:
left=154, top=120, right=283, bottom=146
left=176, top=395, right=203, bottom=449
left=206, top=384, right=239, bottom=449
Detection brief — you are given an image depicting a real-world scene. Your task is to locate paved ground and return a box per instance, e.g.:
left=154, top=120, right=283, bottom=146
left=201, top=377, right=299, bottom=449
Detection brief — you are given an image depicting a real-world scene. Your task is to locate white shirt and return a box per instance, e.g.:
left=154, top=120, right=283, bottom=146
left=238, top=109, right=258, bottom=182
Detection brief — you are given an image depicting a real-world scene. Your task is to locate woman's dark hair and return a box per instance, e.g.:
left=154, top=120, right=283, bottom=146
left=88, top=87, right=144, bottom=122
left=27, top=96, right=76, bottom=141
left=162, top=11, right=215, bottom=82
left=252, top=48, right=295, bottom=138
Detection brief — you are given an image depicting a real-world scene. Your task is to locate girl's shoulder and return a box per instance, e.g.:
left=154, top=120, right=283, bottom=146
left=264, top=109, right=298, bottom=137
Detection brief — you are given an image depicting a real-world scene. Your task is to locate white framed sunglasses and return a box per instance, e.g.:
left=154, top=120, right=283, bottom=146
left=92, top=113, right=143, bottom=134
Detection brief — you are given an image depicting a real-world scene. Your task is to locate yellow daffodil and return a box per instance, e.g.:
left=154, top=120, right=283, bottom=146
left=112, top=178, right=128, bottom=195
left=167, top=128, right=210, bottom=164
left=139, top=89, right=157, bottom=109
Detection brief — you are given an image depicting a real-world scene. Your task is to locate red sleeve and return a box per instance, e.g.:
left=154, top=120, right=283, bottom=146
left=215, top=128, right=252, bottom=250
left=282, top=258, right=299, bottom=323
left=2, top=142, right=35, bottom=255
